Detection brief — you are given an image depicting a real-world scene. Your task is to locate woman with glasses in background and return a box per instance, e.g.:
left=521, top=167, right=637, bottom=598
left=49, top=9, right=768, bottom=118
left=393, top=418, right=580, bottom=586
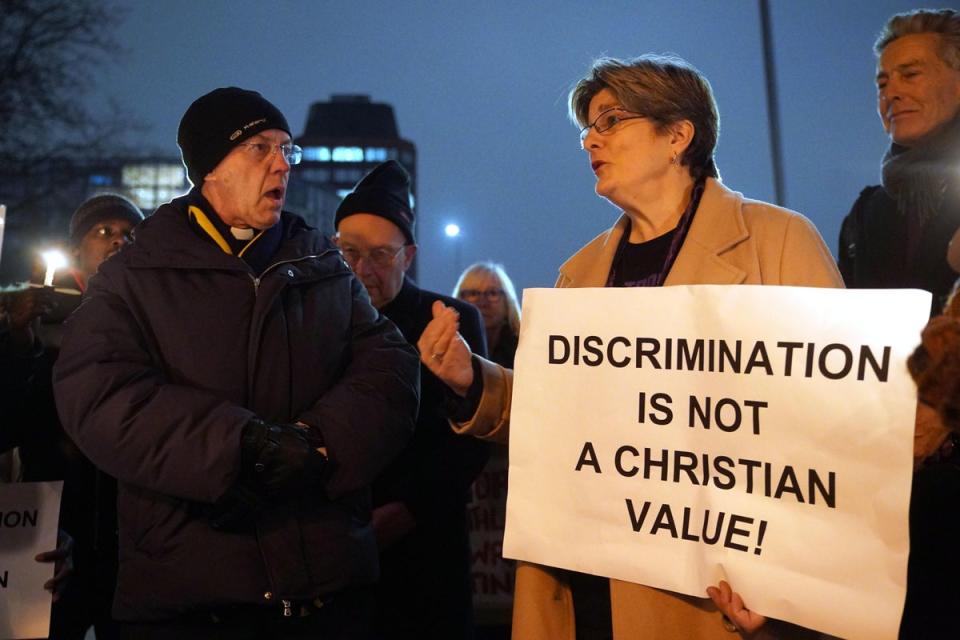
left=455, top=262, right=521, bottom=369
left=453, top=262, right=521, bottom=640
left=420, top=54, right=842, bottom=639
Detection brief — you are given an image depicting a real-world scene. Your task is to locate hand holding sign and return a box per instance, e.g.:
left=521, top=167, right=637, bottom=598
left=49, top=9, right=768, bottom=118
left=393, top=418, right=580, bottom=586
left=34, top=529, right=74, bottom=603
left=707, top=580, right=766, bottom=636
left=0, top=481, right=63, bottom=640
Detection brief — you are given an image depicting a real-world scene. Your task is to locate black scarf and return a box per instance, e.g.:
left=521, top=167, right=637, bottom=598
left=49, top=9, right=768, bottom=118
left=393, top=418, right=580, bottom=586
left=881, top=113, right=960, bottom=260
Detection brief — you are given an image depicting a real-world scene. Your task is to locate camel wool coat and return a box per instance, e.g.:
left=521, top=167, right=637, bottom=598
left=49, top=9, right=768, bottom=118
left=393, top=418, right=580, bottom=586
left=455, top=178, right=842, bottom=640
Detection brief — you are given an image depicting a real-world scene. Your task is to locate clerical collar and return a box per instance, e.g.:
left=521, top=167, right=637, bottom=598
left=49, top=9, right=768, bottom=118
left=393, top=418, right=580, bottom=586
left=231, top=227, right=255, bottom=241
left=185, top=188, right=284, bottom=275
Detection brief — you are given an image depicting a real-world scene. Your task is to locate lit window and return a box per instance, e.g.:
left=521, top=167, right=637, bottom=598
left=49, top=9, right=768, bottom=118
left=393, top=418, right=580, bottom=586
left=332, top=146, right=363, bottom=162
left=121, top=163, right=188, bottom=209
left=302, top=146, right=331, bottom=162
left=365, top=147, right=387, bottom=162
left=122, top=164, right=185, bottom=188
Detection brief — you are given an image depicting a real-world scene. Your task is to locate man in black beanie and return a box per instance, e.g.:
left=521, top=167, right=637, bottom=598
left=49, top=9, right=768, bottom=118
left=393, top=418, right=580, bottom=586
left=67, top=193, right=143, bottom=290
left=53, top=88, right=419, bottom=639
left=335, top=160, right=489, bottom=639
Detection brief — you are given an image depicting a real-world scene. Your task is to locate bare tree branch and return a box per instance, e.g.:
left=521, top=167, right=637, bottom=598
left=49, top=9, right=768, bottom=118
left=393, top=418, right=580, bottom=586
left=0, top=0, right=138, bottom=178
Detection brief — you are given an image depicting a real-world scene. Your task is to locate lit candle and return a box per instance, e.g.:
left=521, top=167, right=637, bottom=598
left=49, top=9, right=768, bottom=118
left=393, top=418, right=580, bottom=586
left=41, top=249, right=67, bottom=287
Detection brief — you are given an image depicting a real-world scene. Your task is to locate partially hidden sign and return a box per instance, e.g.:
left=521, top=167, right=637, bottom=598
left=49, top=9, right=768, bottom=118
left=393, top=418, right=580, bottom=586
left=503, top=286, right=930, bottom=640
left=0, top=481, right=62, bottom=639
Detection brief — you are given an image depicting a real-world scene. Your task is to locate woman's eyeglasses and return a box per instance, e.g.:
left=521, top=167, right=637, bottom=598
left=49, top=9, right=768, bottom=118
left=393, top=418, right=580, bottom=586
left=460, top=288, right=504, bottom=302
left=579, top=107, right=646, bottom=147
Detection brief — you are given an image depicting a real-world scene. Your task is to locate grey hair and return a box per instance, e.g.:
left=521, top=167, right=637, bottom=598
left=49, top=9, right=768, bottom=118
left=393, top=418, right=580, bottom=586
left=875, top=9, right=960, bottom=70
left=568, top=54, right=720, bottom=181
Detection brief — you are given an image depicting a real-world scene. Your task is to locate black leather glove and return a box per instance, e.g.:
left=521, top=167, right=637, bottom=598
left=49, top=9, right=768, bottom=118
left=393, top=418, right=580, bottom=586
left=240, top=418, right=327, bottom=495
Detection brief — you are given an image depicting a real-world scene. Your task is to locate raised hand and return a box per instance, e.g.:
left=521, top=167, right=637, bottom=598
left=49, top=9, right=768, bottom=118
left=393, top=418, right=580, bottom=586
left=417, top=300, right=474, bottom=396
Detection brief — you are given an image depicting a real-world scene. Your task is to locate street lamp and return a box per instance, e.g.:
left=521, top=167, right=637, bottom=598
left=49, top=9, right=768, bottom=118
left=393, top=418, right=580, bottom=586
left=445, top=222, right=462, bottom=281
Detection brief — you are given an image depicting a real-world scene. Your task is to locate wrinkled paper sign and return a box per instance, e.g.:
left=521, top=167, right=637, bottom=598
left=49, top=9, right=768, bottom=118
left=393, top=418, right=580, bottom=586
left=504, top=286, right=929, bottom=639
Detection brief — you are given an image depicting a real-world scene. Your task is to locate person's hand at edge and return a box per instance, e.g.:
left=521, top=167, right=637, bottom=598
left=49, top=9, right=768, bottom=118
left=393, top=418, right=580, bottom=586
left=35, top=529, right=74, bottom=603
left=707, top=580, right=767, bottom=637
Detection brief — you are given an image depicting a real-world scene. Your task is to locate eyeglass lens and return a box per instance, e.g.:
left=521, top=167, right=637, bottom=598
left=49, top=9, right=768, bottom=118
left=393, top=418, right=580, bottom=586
left=462, top=289, right=503, bottom=301
left=340, top=246, right=404, bottom=268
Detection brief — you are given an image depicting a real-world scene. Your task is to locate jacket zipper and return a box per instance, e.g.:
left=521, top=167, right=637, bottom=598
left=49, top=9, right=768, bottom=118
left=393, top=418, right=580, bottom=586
left=248, top=246, right=346, bottom=606
left=248, top=249, right=341, bottom=295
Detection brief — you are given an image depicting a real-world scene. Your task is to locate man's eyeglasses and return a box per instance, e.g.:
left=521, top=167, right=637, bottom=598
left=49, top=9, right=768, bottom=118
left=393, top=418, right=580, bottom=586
left=339, top=244, right=406, bottom=268
left=460, top=288, right=504, bottom=302
left=579, top=107, right=646, bottom=147
left=238, top=141, right=303, bottom=165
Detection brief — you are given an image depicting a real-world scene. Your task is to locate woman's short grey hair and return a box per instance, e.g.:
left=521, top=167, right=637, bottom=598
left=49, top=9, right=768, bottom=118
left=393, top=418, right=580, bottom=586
left=569, top=54, right=720, bottom=181
left=453, top=261, right=521, bottom=337
left=875, top=9, right=960, bottom=70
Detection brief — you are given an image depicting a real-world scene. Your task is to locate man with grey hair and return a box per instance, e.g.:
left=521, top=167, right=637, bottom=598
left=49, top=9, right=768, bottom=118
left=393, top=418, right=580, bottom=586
left=53, top=88, right=419, bottom=638
left=839, top=8, right=960, bottom=314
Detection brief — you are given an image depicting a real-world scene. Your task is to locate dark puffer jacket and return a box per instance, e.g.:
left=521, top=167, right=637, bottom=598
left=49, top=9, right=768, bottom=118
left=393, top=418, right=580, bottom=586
left=53, top=194, right=419, bottom=621
left=839, top=182, right=960, bottom=315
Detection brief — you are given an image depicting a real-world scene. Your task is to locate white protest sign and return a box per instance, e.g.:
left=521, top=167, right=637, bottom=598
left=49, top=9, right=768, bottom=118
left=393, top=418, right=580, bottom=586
left=504, top=286, right=930, bottom=640
left=0, top=481, right=63, bottom=640
left=467, top=448, right=515, bottom=620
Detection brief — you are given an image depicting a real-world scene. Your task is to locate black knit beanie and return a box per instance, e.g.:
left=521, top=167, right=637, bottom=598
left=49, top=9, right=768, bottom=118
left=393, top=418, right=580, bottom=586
left=69, top=193, right=144, bottom=245
left=177, top=87, right=291, bottom=187
left=334, top=161, right=416, bottom=244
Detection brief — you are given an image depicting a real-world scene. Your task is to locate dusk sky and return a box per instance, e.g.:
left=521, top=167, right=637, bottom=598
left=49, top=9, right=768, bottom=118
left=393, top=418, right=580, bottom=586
left=94, top=0, right=924, bottom=296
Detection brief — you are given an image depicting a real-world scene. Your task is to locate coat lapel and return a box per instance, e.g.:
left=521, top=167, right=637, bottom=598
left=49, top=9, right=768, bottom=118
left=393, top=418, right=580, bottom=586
left=559, top=178, right=752, bottom=288
left=557, top=216, right=628, bottom=288
left=664, top=179, right=749, bottom=285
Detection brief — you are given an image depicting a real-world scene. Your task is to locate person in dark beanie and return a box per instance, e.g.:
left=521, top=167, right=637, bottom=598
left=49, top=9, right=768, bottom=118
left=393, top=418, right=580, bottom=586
left=53, top=88, right=419, bottom=639
left=67, top=193, right=143, bottom=291
left=1, top=192, right=142, bottom=640
left=335, top=160, right=489, bottom=639
left=839, top=9, right=960, bottom=315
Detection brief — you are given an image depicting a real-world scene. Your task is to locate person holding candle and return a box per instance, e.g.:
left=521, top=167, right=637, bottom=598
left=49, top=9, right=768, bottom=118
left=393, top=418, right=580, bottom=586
left=2, top=193, right=142, bottom=639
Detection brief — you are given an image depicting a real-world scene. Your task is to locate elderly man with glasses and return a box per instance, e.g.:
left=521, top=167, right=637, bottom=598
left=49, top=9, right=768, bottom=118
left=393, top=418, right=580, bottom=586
left=53, top=88, right=420, bottom=639
left=334, top=160, right=490, bottom=639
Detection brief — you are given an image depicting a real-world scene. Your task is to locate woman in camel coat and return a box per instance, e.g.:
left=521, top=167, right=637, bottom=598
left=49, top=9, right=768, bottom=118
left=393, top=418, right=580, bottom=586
left=420, top=55, right=841, bottom=640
